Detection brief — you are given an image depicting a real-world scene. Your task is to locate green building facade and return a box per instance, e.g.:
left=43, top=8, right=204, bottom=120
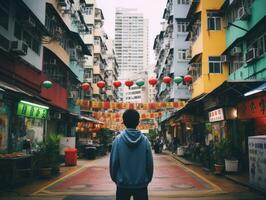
left=222, top=0, right=266, bottom=80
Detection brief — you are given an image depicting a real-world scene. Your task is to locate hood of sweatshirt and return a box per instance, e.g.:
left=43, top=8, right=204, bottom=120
left=121, top=128, right=144, bottom=148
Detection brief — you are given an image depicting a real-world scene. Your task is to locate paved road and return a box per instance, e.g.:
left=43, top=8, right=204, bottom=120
left=0, top=154, right=265, bottom=200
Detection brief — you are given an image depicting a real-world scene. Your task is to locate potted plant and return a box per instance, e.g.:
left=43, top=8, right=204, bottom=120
left=212, top=139, right=226, bottom=175
left=224, top=140, right=240, bottom=173
left=36, top=134, right=61, bottom=178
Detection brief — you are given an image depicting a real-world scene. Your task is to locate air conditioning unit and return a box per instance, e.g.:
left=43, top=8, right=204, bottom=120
left=220, top=55, right=228, bottom=62
left=238, top=6, right=251, bottom=20
left=10, top=40, right=28, bottom=56
left=70, top=49, right=78, bottom=61
left=245, top=48, right=257, bottom=63
left=231, top=47, right=242, bottom=55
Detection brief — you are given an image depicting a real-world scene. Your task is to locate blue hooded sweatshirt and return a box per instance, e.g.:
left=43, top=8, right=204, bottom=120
left=109, top=128, right=154, bottom=188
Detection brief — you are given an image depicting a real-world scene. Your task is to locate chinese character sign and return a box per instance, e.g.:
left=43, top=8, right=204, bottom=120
left=17, top=102, right=48, bottom=119
left=208, top=108, right=224, bottom=122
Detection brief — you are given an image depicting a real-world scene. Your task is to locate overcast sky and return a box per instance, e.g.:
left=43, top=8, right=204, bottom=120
left=97, top=0, right=166, bottom=64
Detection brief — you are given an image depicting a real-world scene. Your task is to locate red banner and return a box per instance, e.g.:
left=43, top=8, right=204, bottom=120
left=237, top=95, right=266, bottom=119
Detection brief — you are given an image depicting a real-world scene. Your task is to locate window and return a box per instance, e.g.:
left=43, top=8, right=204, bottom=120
left=209, top=56, right=222, bottom=73
left=94, top=37, right=100, bottom=45
left=84, top=69, right=92, bottom=79
left=177, top=49, right=186, bottom=60
left=177, top=0, right=190, bottom=4
left=0, top=1, right=9, bottom=30
left=14, top=22, right=41, bottom=54
left=177, top=22, right=188, bottom=33
left=247, top=33, right=266, bottom=57
left=207, top=12, right=221, bottom=30
left=84, top=6, right=93, bottom=15
left=87, top=25, right=93, bottom=34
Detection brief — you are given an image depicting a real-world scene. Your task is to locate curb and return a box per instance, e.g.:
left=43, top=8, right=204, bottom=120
left=224, top=175, right=266, bottom=196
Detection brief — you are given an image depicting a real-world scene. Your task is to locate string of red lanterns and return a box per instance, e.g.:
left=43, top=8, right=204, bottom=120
left=80, top=75, right=193, bottom=91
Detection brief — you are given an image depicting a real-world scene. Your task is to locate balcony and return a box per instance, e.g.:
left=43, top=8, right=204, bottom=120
left=44, top=42, right=69, bottom=66
left=94, top=28, right=102, bottom=37
left=93, top=63, right=101, bottom=74
left=69, top=61, right=84, bottom=82
left=94, top=44, right=101, bottom=54
left=83, top=34, right=94, bottom=45
left=83, top=14, right=94, bottom=25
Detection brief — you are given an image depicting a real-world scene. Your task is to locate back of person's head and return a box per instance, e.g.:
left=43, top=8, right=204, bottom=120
left=122, top=109, right=140, bottom=129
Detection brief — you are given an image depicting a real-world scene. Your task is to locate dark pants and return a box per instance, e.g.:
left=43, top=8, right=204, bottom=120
left=116, top=187, right=148, bottom=200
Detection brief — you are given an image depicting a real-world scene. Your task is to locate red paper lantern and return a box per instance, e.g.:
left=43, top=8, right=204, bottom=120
left=184, top=75, right=192, bottom=84
left=81, top=82, right=90, bottom=91
left=163, top=76, right=172, bottom=84
left=125, top=80, right=134, bottom=88
left=149, top=78, right=157, bottom=87
left=97, top=81, right=106, bottom=88
left=113, top=80, right=122, bottom=88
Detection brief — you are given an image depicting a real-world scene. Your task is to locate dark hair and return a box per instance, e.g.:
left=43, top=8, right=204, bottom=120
left=122, top=109, right=140, bottom=128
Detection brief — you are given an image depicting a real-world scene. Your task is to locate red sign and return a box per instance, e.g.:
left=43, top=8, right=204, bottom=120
left=238, top=95, right=266, bottom=119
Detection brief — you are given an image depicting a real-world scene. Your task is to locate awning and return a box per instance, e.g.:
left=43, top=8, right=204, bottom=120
left=244, top=82, right=266, bottom=96
left=79, top=115, right=104, bottom=124
left=0, top=80, right=33, bottom=97
left=189, top=53, right=202, bottom=64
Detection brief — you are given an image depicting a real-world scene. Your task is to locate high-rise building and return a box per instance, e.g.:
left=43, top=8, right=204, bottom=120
left=115, top=8, right=149, bottom=103
left=154, top=0, right=191, bottom=102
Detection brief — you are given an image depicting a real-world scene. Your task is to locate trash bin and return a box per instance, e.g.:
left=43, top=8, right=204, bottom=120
left=64, top=148, right=77, bottom=166
left=85, top=146, right=96, bottom=160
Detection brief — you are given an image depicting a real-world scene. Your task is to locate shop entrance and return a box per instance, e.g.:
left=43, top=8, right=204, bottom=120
left=238, top=120, right=255, bottom=172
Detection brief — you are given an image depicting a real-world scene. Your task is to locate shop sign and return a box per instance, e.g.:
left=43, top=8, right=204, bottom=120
left=17, top=101, right=49, bottom=119
left=248, top=136, right=266, bottom=191
left=238, top=96, right=266, bottom=119
left=208, top=108, right=224, bottom=122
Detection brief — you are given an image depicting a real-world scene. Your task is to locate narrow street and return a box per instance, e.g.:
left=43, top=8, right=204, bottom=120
left=0, top=153, right=265, bottom=200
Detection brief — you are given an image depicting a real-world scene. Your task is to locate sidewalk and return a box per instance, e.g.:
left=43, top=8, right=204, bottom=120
left=169, top=152, right=265, bottom=195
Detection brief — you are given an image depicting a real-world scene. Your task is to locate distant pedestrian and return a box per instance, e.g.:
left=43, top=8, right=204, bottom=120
left=109, top=109, right=154, bottom=200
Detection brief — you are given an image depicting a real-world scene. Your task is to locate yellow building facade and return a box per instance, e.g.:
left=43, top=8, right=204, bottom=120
left=187, top=0, right=228, bottom=98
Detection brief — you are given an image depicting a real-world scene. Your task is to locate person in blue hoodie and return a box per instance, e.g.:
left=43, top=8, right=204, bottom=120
left=109, top=109, right=154, bottom=200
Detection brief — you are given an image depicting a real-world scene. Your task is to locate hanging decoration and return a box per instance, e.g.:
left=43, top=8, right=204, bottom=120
left=148, top=78, right=157, bottom=87
left=136, top=80, right=145, bottom=87
left=81, top=82, right=90, bottom=91
left=42, top=80, right=53, bottom=89
left=113, top=80, right=122, bottom=88
left=76, top=99, right=186, bottom=110
left=125, top=80, right=134, bottom=89
left=174, top=76, right=183, bottom=85
left=97, top=81, right=106, bottom=89
left=163, top=76, right=172, bottom=84
left=184, top=75, right=192, bottom=84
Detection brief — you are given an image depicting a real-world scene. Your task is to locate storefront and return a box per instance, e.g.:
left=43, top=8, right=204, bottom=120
left=13, top=100, right=49, bottom=151
left=208, top=108, right=228, bottom=142
left=0, top=93, right=8, bottom=152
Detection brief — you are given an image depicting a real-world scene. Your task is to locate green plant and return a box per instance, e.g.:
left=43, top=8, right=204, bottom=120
left=212, top=139, right=226, bottom=165
left=37, top=134, right=61, bottom=168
